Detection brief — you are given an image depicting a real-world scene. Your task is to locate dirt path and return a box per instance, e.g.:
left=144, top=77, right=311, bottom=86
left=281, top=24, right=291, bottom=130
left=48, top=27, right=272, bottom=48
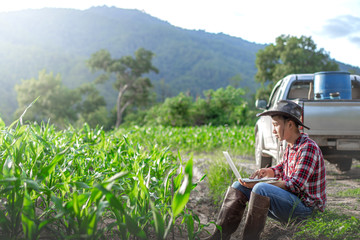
left=188, top=156, right=360, bottom=240
left=325, top=159, right=360, bottom=219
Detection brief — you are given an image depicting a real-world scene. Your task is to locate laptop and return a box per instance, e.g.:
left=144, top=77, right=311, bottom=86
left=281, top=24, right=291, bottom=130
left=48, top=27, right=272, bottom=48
left=223, top=151, right=277, bottom=183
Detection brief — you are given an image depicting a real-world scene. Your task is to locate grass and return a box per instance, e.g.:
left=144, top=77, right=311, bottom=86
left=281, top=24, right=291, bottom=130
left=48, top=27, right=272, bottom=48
left=294, top=210, right=360, bottom=240
left=336, top=188, right=360, bottom=197
left=202, top=152, right=251, bottom=205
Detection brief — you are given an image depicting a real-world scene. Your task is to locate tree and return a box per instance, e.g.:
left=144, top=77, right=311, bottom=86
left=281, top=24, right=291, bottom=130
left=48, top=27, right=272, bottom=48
left=255, top=35, right=339, bottom=99
left=197, top=86, right=246, bottom=125
left=156, top=78, right=171, bottom=102
left=229, top=74, right=243, bottom=89
left=87, top=48, right=159, bottom=128
left=15, top=70, right=80, bottom=128
left=140, top=86, right=252, bottom=127
left=162, top=92, right=193, bottom=127
left=75, top=83, right=109, bottom=129
left=15, top=70, right=108, bottom=129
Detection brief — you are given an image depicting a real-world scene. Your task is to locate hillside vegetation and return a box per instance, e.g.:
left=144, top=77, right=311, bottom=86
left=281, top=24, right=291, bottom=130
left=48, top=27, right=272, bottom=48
left=0, top=6, right=264, bottom=123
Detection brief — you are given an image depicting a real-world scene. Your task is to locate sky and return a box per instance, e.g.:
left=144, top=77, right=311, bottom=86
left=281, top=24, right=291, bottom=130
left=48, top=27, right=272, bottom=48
left=1, top=0, right=360, bottom=68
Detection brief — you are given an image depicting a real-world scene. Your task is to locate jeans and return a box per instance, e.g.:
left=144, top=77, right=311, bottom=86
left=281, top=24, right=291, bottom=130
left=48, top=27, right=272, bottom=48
left=232, top=181, right=314, bottom=223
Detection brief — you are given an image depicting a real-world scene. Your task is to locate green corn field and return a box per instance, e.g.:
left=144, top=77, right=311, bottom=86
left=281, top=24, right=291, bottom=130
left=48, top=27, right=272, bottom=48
left=0, top=117, right=254, bottom=240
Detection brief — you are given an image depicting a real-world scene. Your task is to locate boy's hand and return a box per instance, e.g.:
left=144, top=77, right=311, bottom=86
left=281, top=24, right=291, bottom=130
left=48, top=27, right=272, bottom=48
left=238, top=168, right=276, bottom=189
left=250, top=168, right=274, bottom=179
left=238, top=178, right=256, bottom=189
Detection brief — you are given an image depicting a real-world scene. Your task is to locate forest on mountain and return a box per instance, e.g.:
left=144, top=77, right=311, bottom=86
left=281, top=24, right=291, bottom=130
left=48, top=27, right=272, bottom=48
left=0, top=6, right=264, bottom=123
left=0, top=6, right=359, bottom=125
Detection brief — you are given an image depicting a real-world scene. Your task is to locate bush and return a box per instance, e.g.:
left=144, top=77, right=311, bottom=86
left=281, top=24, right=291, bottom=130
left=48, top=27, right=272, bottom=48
left=124, top=86, right=256, bottom=127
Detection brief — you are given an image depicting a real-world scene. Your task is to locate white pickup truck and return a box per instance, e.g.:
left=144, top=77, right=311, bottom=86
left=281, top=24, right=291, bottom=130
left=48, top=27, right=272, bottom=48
left=255, top=72, right=360, bottom=171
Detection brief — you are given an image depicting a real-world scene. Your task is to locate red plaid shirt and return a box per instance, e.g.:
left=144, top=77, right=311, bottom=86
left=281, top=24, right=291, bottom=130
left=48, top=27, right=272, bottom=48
left=270, top=133, right=326, bottom=211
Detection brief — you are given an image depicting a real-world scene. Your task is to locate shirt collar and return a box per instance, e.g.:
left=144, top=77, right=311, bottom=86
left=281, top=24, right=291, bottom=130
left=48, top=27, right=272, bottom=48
left=290, top=133, right=308, bottom=150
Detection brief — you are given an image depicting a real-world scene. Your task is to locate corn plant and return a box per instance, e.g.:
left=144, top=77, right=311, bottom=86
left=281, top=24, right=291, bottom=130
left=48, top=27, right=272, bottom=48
left=0, top=118, right=208, bottom=239
left=116, top=125, right=255, bottom=155
left=0, top=103, right=257, bottom=239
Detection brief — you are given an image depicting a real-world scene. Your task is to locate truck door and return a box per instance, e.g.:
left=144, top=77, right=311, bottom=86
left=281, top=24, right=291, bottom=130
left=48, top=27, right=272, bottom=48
left=263, top=81, right=283, bottom=150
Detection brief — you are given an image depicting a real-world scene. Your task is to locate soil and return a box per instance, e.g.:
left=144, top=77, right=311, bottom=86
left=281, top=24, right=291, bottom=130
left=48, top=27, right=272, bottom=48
left=184, top=156, right=360, bottom=240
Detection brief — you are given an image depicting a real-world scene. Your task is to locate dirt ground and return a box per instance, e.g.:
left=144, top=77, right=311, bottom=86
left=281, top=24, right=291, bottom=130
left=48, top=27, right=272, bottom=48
left=186, top=156, right=360, bottom=240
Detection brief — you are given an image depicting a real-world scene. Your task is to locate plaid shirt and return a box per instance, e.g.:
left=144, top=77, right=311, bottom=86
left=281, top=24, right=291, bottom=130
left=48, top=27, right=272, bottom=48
left=270, top=133, right=326, bottom=211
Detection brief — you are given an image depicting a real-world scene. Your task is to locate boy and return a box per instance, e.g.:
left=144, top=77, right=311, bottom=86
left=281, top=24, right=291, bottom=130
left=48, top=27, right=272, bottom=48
left=204, top=100, right=326, bottom=240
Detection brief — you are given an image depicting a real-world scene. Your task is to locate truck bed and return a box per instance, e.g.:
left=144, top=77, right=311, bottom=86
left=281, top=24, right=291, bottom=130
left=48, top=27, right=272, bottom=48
left=298, top=100, right=360, bottom=136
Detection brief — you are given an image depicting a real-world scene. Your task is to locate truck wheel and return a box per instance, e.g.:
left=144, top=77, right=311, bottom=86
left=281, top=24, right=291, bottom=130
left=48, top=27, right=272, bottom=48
left=255, top=131, right=272, bottom=168
left=335, top=158, right=352, bottom=172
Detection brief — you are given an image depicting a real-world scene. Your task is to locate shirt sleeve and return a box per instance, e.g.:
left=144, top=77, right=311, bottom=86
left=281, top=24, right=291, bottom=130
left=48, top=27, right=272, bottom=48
left=285, top=143, right=318, bottom=194
left=270, top=162, right=283, bottom=178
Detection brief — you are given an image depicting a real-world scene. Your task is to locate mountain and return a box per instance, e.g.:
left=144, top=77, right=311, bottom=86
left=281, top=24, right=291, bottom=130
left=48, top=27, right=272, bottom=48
left=0, top=6, right=358, bottom=124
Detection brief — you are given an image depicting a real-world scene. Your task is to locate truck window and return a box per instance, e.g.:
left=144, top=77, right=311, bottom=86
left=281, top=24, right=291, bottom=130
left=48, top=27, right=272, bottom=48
left=269, top=83, right=282, bottom=108
left=287, top=81, right=313, bottom=100
left=352, top=79, right=360, bottom=100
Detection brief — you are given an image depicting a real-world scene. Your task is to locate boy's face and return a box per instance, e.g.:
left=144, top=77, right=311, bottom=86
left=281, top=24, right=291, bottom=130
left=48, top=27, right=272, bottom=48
left=271, top=115, right=289, bottom=141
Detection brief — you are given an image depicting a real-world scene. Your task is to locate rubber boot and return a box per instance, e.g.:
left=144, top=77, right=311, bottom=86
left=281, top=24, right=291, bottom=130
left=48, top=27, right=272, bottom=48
left=241, top=191, right=270, bottom=240
left=203, top=187, right=248, bottom=240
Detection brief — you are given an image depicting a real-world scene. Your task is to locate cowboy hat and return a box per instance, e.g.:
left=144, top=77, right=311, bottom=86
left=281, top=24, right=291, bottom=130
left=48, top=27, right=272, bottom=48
left=256, top=100, right=310, bottom=130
